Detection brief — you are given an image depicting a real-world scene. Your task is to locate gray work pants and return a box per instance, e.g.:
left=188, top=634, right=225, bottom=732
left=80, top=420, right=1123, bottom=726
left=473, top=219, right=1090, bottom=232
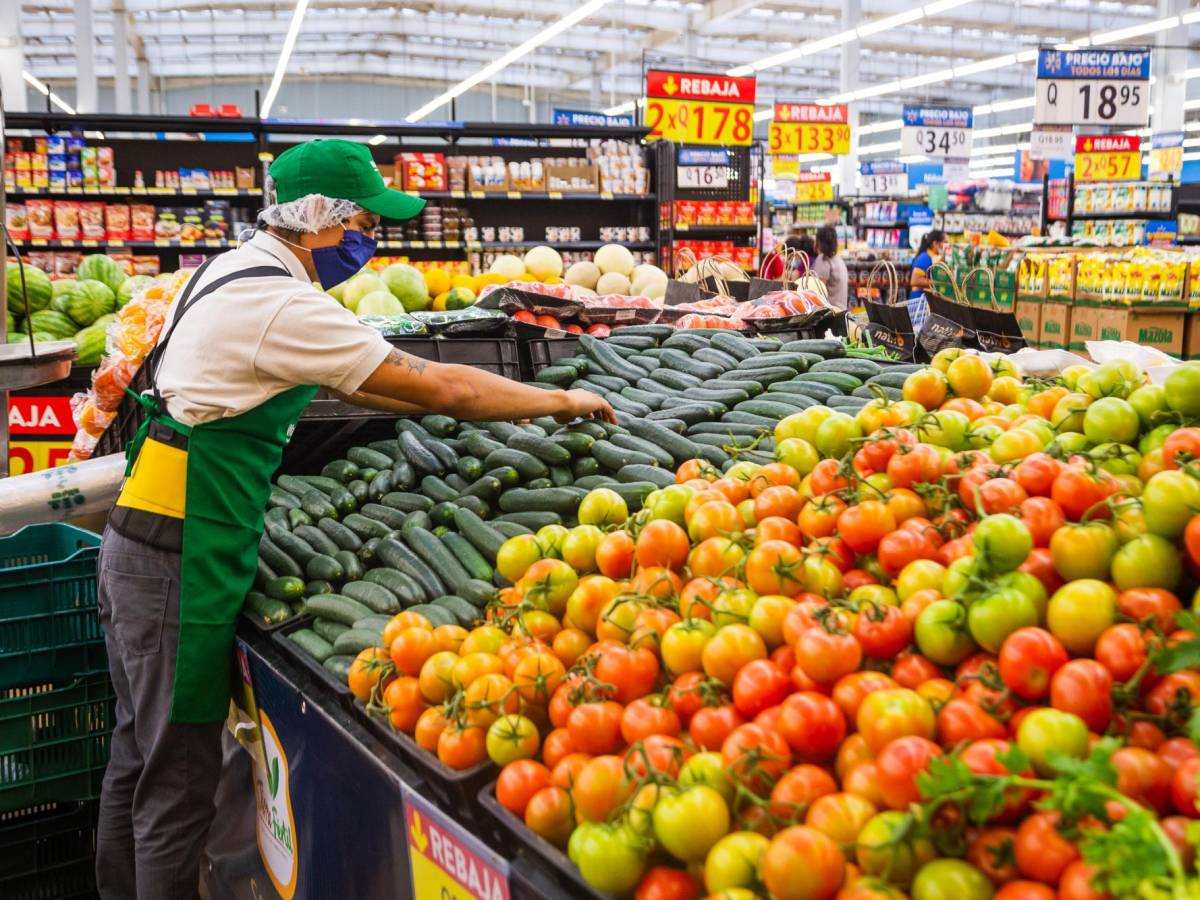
left=95, top=526, right=224, bottom=900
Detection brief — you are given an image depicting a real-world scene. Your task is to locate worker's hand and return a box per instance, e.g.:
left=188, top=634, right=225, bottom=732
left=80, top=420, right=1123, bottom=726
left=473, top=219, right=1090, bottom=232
left=556, top=389, right=616, bottom=424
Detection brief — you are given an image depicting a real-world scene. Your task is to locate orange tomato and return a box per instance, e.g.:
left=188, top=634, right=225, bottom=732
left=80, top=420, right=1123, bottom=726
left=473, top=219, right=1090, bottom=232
left=414, top=706, right=449, bottom=751
left=941, top=397, right=985, bottom=420
left=432, top=624, right=468, bottom=654
left=687, top=536, right=747, bottom=579
left=702, top=623, right=767, bottom=684
left=437, top=724, right=487, bottom=770
left=383, top=676, right=426, bottom=733
left=903, top=367, right=949, bottom=409
left=676, top=458, right=718, bottom=483
left=417, top=650, right=459, bottom=704
left=512, top=651, right=566, bottom=706
left=463, top=672, right=519, bottom=727
left=750, top=462, right=801, bottom=496
left=711, top=476, right=751, bottom=505
left=390, top=626, right=437, bottom=677
left=946, top=354, right=993, bottom=400
left=347, top=647, right=390, bottom=702
left=451, top=651, right=505, bottom=689
left=754, top=485, right=804, bottom=522
left=391, top=610, right=433, bottom=631
left=551, top=627, right=591, bottom=668
left=595, top=530, right=636, bottom=579
left=687, top=500, right=741, bottom=542
left=629, top=565, right=684, bottom=601
left=635, top=520, right=690, bottom=570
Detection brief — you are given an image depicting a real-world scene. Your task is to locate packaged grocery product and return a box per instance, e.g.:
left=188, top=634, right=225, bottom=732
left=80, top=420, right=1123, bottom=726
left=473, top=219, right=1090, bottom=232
left=105, top=204, right=130, bottom=241
left=28, top=199, right=55, bottom=239
left=5, top=203, right=28, bottom=240
left=179, top=208, right=205, bottom=242
left=52, top=251, right=80, bottom=275
left=155, top=209, right=181, bottom=240
left=131, top=255, right=160, bottom=276
left=130, top=204, right=155, bottom=241
left=80, top=202, right=106, bottom=241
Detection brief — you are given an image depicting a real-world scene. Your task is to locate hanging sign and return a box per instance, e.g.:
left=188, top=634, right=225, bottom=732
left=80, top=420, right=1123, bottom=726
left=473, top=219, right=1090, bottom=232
left=769, top=103, right=851, bottom=155
left=1149, top=132, right=1184, bottom=181
left=1035, top=48, right=1151, bottom=127
left=773, top=155, right=800, bottom=178
left=1074, top=134, right=1141, bottom=182
left=900, top=106, right=973, bottom=158
left=7, top=394, right=74, bottom=476
left=1030, top=126, right=1075, bottom=161
left=552, top=108, right=634, bottom=127
left=794, top=172, right=833, bottom=203
left=644, top=69, right=757, bottom=146
left=405, top=787, right=511, bottom=900
left=859, top=161, right=908, bottom=195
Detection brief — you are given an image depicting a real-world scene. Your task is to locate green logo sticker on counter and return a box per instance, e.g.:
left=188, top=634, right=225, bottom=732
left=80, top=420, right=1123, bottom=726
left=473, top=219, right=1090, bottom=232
left=254, top=712, right=298, bottom=900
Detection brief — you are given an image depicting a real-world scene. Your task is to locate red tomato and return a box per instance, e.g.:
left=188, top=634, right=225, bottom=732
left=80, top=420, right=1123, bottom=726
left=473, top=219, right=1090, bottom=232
left=961, top=738, right=1036, bottom=821
left=1018, top=496, right=1066, bottom=548
left=1116, top=587, right=1182, bottom=632
left=887, top=443, right=943, bottom=488
left=767, top=763, right=838, bottom=820
left=877, top=528, right=933, bottom=576
left=625, top=733, right=688, bottom=779
left=1094, top=623, right=1149, bottom=682
left=837, top=500, right=896, bottom=555
left=689, top=703, right=745, bottom=751
left=798, top=494, right=846, bottom=538
left=937, top=698, right=1006, bottom=746
left=636, top=520, right=690, bottom=570
left=1112, top=746, right=1173, bottom=815
left=892, top=653, right=942, bottom=689
left=592, top=641, right=660, bottom=704
left=566, top=701, right=624, bottom=755
left=1057, top=861, right=1112, bottom=900
left=722, top=722, right=792, bottom=790
left=1160, top=737, right=1200, bottom=771
left=809, top=458, right=850, bottom=496
left=732, top=658, right=791, bottom=718
left=978, top=477, right=1028, bottom=515
left=1051, top=466, right=1119, bottom=521
left=586, top=323, right=611, bottom=336
left=1014, top=811, right=1079, bottom=885
left=634, top=866, right=702, bottom=900
left=776, top=691, right=847, bottom=762
left=1013, top=452, right=1063, bottom=497
left=998, top=627, right=1069, bottom=701
left=967, top=825, right=1019, bottom=884
left=854, top=603, right=913, bottom=659
left=832, top=671, right=898, bottom=723
left=496, top=760, right=550, bottom=817
left=1171, top=757, right=1200, bottom=817
left=875, top=736, right=942, bottom=809
left=761, top=826, right=846, bottom=900
left=1016, top=546, right=1064, bottom=596
left=621, top=697, right=681, bottom=743
left=1049, top=659, right=1113, bottom=733
left=746, top=540, right=806, bottom=596
left=794, top=624, right=863, bottom=686
left=1162, top=426, right=1200, bottom=469
left=994, top=882, right=1057, bottom=900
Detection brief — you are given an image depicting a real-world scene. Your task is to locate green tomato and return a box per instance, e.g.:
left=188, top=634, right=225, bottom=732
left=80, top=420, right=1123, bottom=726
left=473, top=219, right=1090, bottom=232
left=495, top=534, right=542, bottom=582
left=1049, top=522, right=1118, bottom=581
left=1016, top=707, right=1090, bottom=775
left=485, top=714, right=539, bottom=765
left=972, top=513, right=1032, bottom=574
left=643, top=484, right=695, bottom=526
left=941, top=554, right=981, bottom=601
left=855, top=810, right=937, bottom=886
left=858, top=472, right=894, bottom=502
left=1140, top=423, right=1178, bottom=455
left=968, top=587, right=1039, bottom=653
left=967, top=422, right=1004, bottom=451
left=1142, top=470, right=1200, bottom=539
left=897, top=559, right=947, bottom=601
left=775, top=406, right=835, bottom=445
left=1083, top=396, right=1140, bottom=445
left=1090, top=442, right=1142, bottom=476
left=1114, top=501, right=1148, bottom=543
left=704, top=831, right=769, bottom=894
left=990, top=427, right=1041, bottom=463
left=994, top=570, right=1048, bottom=623
left=774, top=437, right=819, bottom=475
left=911, top=859, right=995, bottom=900
left=568, top=822, right=647, bottom=895
left=917, top=409, right=971, bottom=450
left=1061, top=364, right=1091, bottom=390
left=1017, top=418, right=1057, bottom=449
left=1129, top=383, right=1168, bottom=428
left=1047, top=578, right=1116, bottom=656
left=577, top=488, right=628, bottom=527
left=895, top=400, right=927, bottom=425
left=1051, top=392, right=1091, bottom=434
left=1048, top=431, right=1091, bottom=457
left=535, top=523, right=570, bottom=559
left=652, top=785, right=730, bottom=862
left=1078, top=362, right=1131, bottom=400
left=1165, top=361, right=1200, bottom=417
left=814, top=411, right=861, bottom=459
left=915, top=599, right=976, bottom=666
left=561, top=525, right=605, bottom=574
left=678, top=751, right=735, bottom=804
left=1111, top=533, right=1183, bottom=591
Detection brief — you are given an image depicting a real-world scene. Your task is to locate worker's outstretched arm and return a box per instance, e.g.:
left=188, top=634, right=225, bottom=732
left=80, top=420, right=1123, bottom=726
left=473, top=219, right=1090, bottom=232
left=359, top=348, right=615, bottom=423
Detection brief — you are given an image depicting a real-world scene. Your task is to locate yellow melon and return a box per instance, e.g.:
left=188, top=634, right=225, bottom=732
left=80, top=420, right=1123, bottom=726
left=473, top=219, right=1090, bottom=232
left=424, top=267, right=451, bottom=296
left=451, top=273, right=475, bottom=291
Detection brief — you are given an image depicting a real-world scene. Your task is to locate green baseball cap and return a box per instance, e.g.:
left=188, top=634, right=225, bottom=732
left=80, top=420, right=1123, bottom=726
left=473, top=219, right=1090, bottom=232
left=269, top=139, right=426, bottom=221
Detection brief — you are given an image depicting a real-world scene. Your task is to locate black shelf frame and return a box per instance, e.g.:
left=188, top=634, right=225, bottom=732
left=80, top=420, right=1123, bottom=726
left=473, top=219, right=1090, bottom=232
left=1040, top=171, right=1180, bottom=242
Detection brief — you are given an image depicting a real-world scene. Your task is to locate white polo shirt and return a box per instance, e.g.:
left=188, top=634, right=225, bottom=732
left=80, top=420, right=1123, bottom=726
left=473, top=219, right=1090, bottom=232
left=154, top=230, right=393, bottom=427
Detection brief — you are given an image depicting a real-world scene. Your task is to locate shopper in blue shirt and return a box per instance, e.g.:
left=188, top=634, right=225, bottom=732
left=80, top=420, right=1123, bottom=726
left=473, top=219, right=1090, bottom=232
left=907, top=229, right=945, bottom=334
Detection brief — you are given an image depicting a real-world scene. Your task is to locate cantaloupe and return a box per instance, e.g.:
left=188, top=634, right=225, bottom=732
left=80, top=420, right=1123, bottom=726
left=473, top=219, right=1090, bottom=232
left=489, top=254, right=525, bottom=280
left=631, top=263, right=668, bottom=297
left=596, top=271, right=631, bottom=295
left=523, top=245, right=564, bottom=281
left=564, top=261, right=601, bottom=290
left=594, top=244, right=636, bottom=277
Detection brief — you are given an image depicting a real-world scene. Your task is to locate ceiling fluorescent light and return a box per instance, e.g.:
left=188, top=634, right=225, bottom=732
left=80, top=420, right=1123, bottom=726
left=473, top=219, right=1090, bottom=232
left=1183, top=9, right=1200, bottom=24
left=1015, top=50, right=1039, bottom=63
left=923, top=0, right=979, bottom=13
left=603, top=100, right=637, bottom=115
left=22, top=70, right=75, bottom=115
left=368, top=134, right=387, bottom=146
left=857, top=9, right=924, bottom=38
left=955, top=55, right=1016, bottom=77
left=1090, top=15, right=1179, bottom=45
left=729, top=29, right=857, bottom=75
left=901, top=69, right=955, bottom=89
left=407, top=0, right=611, bottom=121
left=974, top=96, right=1036, bottom=116
left=858, top=141, right=903, bottom=156
left=1175, top=68, right=1200, bottom=84
left=260, top=0, right=310, bottom=119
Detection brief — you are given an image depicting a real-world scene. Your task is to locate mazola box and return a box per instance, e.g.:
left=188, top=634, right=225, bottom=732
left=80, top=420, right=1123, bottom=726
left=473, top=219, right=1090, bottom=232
left=1068, top=305, right=1101, bottom=352
left=1039, top=301, right=1073, bottom=350
left=1098, top=306, right=1186, bottom=358
left=1014, top=300, right=1042, bottom=346
left=1183, top=312, right=1200, bottom=360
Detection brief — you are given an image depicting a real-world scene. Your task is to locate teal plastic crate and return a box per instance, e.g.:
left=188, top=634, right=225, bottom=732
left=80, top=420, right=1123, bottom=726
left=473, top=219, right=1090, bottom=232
left=0, top=524, right=103, bottom=691
left=0, top=800, right=99, bottom=899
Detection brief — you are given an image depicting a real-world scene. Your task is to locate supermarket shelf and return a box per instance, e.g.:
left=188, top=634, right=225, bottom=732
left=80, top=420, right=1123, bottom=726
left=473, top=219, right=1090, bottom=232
left=1177, top=235, right=1200, bottom=244
left=672, top=223, right=757, bottom=233
left=860, top=221, right=908, bottom=228
left=1071, top=211, right=1175, bottom=220
left=385, top=240, right=654, bottom=251
left=9, top=187, right=262, bottom=198
left=413, top=190, right=653, bottom=201
left=13, top=238, right=229, bottom=249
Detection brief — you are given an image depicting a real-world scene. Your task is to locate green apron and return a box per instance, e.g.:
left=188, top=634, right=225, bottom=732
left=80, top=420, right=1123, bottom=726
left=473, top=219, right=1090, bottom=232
left=113, top=257, right=318, bottom=723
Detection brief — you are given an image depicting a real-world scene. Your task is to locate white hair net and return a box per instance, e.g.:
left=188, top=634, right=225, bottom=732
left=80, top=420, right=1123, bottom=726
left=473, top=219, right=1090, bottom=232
left=259, top=175, right=364, bottom=233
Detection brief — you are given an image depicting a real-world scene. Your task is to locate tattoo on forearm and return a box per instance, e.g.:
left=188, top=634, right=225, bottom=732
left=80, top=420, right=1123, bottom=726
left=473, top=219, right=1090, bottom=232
left=387, top=348, right=429, bottom=375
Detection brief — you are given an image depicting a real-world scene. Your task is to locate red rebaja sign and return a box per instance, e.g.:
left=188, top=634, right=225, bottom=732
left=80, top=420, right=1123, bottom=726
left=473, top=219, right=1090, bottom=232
left=1075, top=134, right=1140, bottom=153
left=646, top=70, right=757, bottom=104
left=9, top=395, right=74, bottom=435
left=774, top=103, right=849, bottom=124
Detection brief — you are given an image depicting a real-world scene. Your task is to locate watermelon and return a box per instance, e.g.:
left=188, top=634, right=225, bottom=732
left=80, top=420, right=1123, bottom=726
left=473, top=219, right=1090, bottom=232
left=14, top=316, right=28, bottom=334
left=74, top=326, right=107, bottom=365
left=29, top=309, right=78, bottom=339
left=381, top=263, right=430, bottom=312
left=6, top=263, right=52, bottom=313
left=117, top=275, right=152, bottom=309
left=93, top=313, right=117, bottom=331
left=7, top=332, right=24, bottom=343
left=77, top=254, right=127, bottom=295
left=32, top=331, right=57, bottom=342
left=5, top=309, right=12, bottom=333
left=52, top=278, right=77, bottom=299
left=62, top=279, right=116, bottom=327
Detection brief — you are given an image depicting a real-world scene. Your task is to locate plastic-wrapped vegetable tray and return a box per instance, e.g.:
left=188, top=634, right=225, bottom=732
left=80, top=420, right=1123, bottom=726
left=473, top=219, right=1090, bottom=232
left=270, top=618, right=355, bottom=708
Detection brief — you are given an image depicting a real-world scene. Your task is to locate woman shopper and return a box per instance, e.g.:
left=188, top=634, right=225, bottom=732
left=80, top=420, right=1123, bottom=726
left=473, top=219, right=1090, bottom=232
left=810, top=225, right=848, bottom=310
left=907, top=228, right=946, bottom=333
left=95, top=138, right=613, bottom=900
left=760, top=234, right=815, bottom=281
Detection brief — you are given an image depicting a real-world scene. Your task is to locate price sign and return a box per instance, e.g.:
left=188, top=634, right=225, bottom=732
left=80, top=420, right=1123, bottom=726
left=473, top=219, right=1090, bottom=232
left=794, top=172, right=833, bottom=203
left=404, top=787, right=510, bottom=900
left=1074, top=134, right=1141, bottom=181
left=644, top=69, right=756, bottom=146
left=677, top=166, right=730, bottom=189
left=1035, top=48, right=1151, bottom=127
left=1150, top=132, right=1184, bottom=181
left=1030, top=126, right=1075, bottom=161
left=859, top=162, right=908, bottom=195
left=769, top=103, right=851, bottom=156
left=900, top=106, right=972, bottom=159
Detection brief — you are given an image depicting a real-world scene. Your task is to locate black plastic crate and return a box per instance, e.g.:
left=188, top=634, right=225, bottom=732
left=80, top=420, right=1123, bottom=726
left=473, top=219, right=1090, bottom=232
left=394, top=335, right=521, bottom=380
left=269, top=619, right=355, bottom=710
left=517, top=335, right=582, bottom=379
left=0, top=801, right=99, bottom=900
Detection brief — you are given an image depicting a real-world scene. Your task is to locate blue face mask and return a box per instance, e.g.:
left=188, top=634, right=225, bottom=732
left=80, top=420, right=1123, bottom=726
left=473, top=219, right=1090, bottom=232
left=309, top=227, right=377, bottom=290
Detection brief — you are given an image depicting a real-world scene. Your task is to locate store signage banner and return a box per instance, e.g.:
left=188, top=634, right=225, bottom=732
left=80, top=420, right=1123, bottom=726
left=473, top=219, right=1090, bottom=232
left=1074, top=134, right=1142, bottom=182
left=7, top=394, right=74, bottom=476
left=859, top=161, right=908, bottom=195
left=644, top=69, right=756, bottom=146
left=1146, top=220, right=1179, bottom=244
left=772, top=155, right=800, bottom=178
left=794, top=172, right=833, bottom=203
left=1150, top=132, right=1184, bottom=181
left=1030, top=126, right=1075, bottom=161
left=552, top=108, right=634, bottom=127
left=1035, top=47, right=1151, bottom=127
left=405, top=788, right=511, bottom=900
left=900, top=106, right=972, bottom=159
left=769, top=102, right=851, bottom=155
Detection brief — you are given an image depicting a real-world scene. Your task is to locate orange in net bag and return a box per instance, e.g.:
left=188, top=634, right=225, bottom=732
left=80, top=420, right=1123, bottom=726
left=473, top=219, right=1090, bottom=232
left=91, top=354, right=138, bottom=412
left=70, top=391, right=115, bottom=439
left=112, top=270, right=192, bottom=363
left=67, top=429, right=99, bottom=463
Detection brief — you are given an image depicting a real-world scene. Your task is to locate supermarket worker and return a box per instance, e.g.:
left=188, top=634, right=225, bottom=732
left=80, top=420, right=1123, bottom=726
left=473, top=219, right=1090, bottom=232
left=95, top=138, right=614, bottom=900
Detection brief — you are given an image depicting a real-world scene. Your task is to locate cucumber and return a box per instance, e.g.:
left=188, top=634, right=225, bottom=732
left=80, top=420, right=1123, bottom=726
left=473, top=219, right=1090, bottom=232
left=591, top=439, right=656, bottom=470
left=659, top=348, right=722, bottom=380
left=390, top=460, right=416, bottom=491
left=828, top=395, right=872, bottom=409
left=316, top=517, right=362, bottom=552
left=682, top=385, right=749, bottom=407
left=565, top=420, right=609, bottom=441
left=347, top=480, right=370, bottom=505
left=608, top=481, right=658, bottom=511
left=606, top=334, right=659, bottom=351
left=376, top=537, right=447, bottom=599
left=299, top=491, right=338, bottom=522
left=367, top=440, right=402, bottom=461
left=294, top=474, right=347, bottom=496
left=432, top=595, right=483, bottom=626
left=456, top=455, right=485, bottom=481
left=305, top=579, right=334, bottom=597
left=357, top=537, right=382, bottom=565
left=498, top=487, right=587, bottom=517
left=294, top=524, right=339, bottom=557
left=548, top=465, right=574, bottom=488
left=734, top=399, right=801, bottom=420
left=287, top=629, right=333, bottom=662
left=271, top=531, right=317, bottom=567
left=646, top=404, right=717, bottom=426
left=333, top=628, right=382, bottom=656
left=782, top=380, right=842, bottom=402
left=347, top=445, right=394, bottom=471
left=627, top=355, right=661, bottom=372
left=658, top=396, right=727, bottom=419
left=401, top=510, right=434, bottom=534
left=619, top=386, right=664, bottom=410
left=335, top=550, right=364, bottom=582
left=721, top=411, right=780, bottom=429
left=536, top=365, right=578, bottom=386
left=811, top=358, right=882, bottom=379
left=549, top=431, right=596, bottom=458
left=853, top=384, right=903, bottom=401
left=693, top=347, right=739, bottom=371
left=453, top=495, right=490, bottom=520
left=617, top=465, right=675, bottom=488
left=867, top=371, right=911, bottom=389
left=606, top=392, right=652, bottom=418
left=610, top=323, right=672, bottom=340
left=267, top=485, right=301, bottom=510
left=799, top=371, right=863, bottom=391
left=367, top=469, right=393, bottom=502
left=662, top=332, right=711, bottom=353
left=406, top=604, right=457, bottom=628
left=508, top=431, right=572, bottom=465
left=579, top=333, right=646, bottom=382
left=781, top=338, right=846, bottom=358
left=420, top=475, right=459, bottom=504
left=584, top=373, right=630, bottom=393
left=494, top=511, right=562, bottom=529
left=287, top=508, right=313, bottom=530
left=573, top=469, right=610, bottom=486
left=342, top=513, right=392, bottom=541
left=403, top=527, right=473, bottom=594
left=305, top=553, right=344, bottom=583
left=420, top=438, right=459, bottom=472
left=485, top=466, right=521, bottom=488
left=461, top=474, right=503, bottom=501
left=429, top=501, right=461, bottom=528
left=313, top=618, right=350, bottom=643
left=322, top=655, right=354, bottom=680
left=359, top=502, right=409, bottom=531
left=363, top=568, right=425, bottom=607
left=265, top=507, right=291, bottom=532
left=737, top=352, right=812, bottom=373
left=688, top=422, right=771, bottom=437
left=354, top=614, right=393, bottom=634
left=625, top=419, right=704, bottom=465
left=610, top=433, right=674, bottom=469
left=445, top=474, right=469, bottom=493
left=525, top=478, right=553, bottom=491
left=702, top=378, right=765, bottom=397
left=380, top=491, right=435, bottom=513
left=648, top=367, right=703, bottom=391
left=720, top=365, right=797, bottom=385
left=484, top=447, right=549, bottom=481
left=360, top=468, right=379, bottom=484
left=491, top=520, right=534, bottom=538
left=255, top=557, right=277, bottom=591
left=342, top=580, right=400, bottom=614
left=302, top=593, right=373, bottom=627
left=711, top=331, right=760, bottom=361
left=421, top=414, right=459, bottom=438
left=245, top=591, right=292, bottom=625
left=398, top=430, right=443, bottom=476
left=453, top=507, right=506, bottom=561
left=464, top=430, right=505, bottom=459
left=757, top=390, right=817, bottom=410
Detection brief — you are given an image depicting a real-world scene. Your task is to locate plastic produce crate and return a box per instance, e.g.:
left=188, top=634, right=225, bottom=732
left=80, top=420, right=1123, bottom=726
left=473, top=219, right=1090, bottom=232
left=0, top=524, right=104, bottom=692
left=0, top=800, right=100, bottom=900
left=517, top=334, right=581, bottom=380
left=392, top=336, right=521, bottom=380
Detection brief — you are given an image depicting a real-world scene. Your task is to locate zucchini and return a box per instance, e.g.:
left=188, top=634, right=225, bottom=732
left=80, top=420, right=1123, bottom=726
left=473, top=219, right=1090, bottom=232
left=335, top=549, right=364, bottom=582
left=267, top=485, right=301, bottom=510
left=362, top=569, right=423, bottom=608
left=421, top=414, right=459, bottom=438
left=579, top=333, right=646, bottom=382
left=294, top=524, right=338, bottom=557
left=377, top=539, right=447, bottom=600
left=398, top=430, right=443, bottom=476
left=610, top=433, right=674, bottom=469
left=342, top=513, right=392, bottom=541
left=431, top=596, right=481, bottom=627
left=305, top=553, right=345, bottom=583
left=711, top=331, right=760, bottom=361
left=498, top=487, right=586, bottom=517
left=313, top=618, right=349, bottom=643
left=360, top=502, right=409, bottom=531
left=484, top=447, right=548, bottom=481
left=491, top=520, right=534, bottom=538
left=406, top=604, right=457, bottom=628
left=333, top=628, right=382, bottom=656
left=380, top=492, right=435, bottom=513
left=342, top=580, right=401, bottom=614
left=245, top=591, right=292, bottom=625
left=287, top=629, right=333, bottom=662
left=441, top=531, right=494, bottom=582
left=617, top=465, right=675, bottom=488
left=403, top=527, right=473, bottom=594
left=811, top=358, right=882, bottom=379
left=317, top=518, right=363, bottom=552
left=508, top=431, right=572, bottom=465
left=494, top=511, right=562, bottom=529
left=271, top=531, right=317, bottom=567
left=780, top=338, right=846, bottom=358
left=456, top=455, right=485, bottom=481
left=302, top=593, right=374, bottom=627
left=347, top=445, right=394, bottom=471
